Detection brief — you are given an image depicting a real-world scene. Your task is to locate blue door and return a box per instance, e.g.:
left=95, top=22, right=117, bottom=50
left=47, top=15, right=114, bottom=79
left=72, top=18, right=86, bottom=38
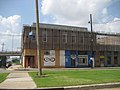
left=65, top=50, right=71, bottom=68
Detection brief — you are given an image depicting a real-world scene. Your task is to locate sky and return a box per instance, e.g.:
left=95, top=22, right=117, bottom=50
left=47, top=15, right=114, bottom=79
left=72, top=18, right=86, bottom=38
left=0, top=0, right=120, bottom=51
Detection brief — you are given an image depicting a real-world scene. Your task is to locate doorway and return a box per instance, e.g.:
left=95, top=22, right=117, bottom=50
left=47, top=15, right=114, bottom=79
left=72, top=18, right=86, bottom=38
left=71, top=58, right=76, bottom=67
left=100, top=58, right=104, bottom=67
left=25, top=56, right=35, bottom=68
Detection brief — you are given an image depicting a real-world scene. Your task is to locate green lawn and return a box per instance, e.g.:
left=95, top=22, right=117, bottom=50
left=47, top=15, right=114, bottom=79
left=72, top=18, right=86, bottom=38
left=29, top=69, right=120, bottom=88
left=0, top=73, right=9, bottom=83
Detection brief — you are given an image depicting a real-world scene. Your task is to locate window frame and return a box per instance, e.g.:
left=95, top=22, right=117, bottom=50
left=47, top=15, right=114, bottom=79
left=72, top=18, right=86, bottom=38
left=71, top=32, right=76, bottom=44
left=62, top=32, right=67, bottom=43
left=42, top=30, right=47, bottom=42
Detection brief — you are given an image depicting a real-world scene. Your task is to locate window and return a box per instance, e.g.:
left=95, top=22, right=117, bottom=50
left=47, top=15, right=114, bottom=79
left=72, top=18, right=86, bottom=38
left=42, top=30, right=47, bottom=42
left=72, top=32, right=76, bottom=44
left=62, top=32, right=67, bottom=43
left=83, top=58, right=86, bottom=63
left=107, top=56, right=111, bottom=64
left=114, top=51, right=118, bottom=55
left=78, top=58, right=87, bottom=65
left=114, top=56, right=118, bottom=64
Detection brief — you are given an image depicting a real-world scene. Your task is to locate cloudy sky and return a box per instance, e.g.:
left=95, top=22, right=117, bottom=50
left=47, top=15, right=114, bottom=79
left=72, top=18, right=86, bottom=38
left=0, top=0, right=120, bottom=51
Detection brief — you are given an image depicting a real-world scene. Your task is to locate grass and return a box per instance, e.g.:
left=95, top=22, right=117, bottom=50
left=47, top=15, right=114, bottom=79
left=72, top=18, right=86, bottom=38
left=29, top=69, right=120, bottom=88
left=0, top=73, right=9, bottom=83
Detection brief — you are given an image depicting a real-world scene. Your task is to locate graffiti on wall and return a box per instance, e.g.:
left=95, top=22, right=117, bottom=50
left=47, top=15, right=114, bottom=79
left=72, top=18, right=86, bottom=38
left=44, top=50, right=55, bottom=66
left=44, top=57, right=55, bottom=62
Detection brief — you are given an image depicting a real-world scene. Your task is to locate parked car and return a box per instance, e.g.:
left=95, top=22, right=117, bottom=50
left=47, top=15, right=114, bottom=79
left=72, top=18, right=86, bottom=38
left=6, top=62, right=12, bottom=68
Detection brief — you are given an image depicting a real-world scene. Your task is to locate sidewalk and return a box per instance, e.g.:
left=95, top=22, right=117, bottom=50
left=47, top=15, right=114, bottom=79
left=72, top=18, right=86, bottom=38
left=0, top=71, right=36, bottom=89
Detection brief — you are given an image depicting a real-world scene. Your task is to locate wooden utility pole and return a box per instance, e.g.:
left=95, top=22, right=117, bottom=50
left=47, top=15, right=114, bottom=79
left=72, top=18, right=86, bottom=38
left=35, top=0, right=42, bottom=76
left=90, top=14, right=93, bottom=57
left=89, top=14, right=95, bottom=68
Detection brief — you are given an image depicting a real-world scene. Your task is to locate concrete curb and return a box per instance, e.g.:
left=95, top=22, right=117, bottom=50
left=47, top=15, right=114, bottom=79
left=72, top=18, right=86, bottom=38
left=37, top=82, right=120, bottom=90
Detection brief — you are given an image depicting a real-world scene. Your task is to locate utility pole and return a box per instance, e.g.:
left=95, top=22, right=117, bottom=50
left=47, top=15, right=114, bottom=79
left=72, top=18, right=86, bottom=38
left=35, top=0, right=42, bottom=76
left=90, top=14, right=93, bottom=56
left=88, top=14, right=94, bottom=68
left=89, top=14, right=94, bottom=68
left=1, top=43, right=5, bottom=52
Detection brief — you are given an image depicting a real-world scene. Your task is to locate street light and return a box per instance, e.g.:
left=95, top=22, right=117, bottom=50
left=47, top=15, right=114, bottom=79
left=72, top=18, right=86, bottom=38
left=35, top=0, right=42, bottom=76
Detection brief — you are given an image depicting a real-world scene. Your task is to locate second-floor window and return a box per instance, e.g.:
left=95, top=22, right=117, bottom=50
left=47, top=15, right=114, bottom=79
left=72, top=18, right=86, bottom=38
left=72, top=32, right=76, bottom=44
left=62, top=32, right=67, bottom=43
left=42, top=30, right=47, bottom=42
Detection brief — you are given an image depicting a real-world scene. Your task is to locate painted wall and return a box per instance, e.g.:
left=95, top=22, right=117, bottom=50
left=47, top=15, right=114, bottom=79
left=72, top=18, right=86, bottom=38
left=60, top=50, right=65, bottom=67
left=65, top=50, right=71, bottom=68
left=44, top=50, right=55, bottom=67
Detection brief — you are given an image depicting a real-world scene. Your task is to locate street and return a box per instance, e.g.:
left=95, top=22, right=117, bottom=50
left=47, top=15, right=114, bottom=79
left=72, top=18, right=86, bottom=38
left=97, top=88, right=120, bottom=90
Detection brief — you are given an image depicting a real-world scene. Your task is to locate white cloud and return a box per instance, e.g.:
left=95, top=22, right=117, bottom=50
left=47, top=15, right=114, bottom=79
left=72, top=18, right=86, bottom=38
left=42, top=0, right=111, bottom=26
left=0, top=15, right=22, bottom=51
left=94, top=18, right=120, bottom=33
left=0, top=15, right=21, bottom=33
left=41, top=0, right=120, bottom=33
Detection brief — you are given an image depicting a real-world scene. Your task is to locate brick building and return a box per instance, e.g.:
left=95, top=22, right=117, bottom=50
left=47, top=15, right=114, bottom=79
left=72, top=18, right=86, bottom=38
left=22, top=23, right=120, bottom=68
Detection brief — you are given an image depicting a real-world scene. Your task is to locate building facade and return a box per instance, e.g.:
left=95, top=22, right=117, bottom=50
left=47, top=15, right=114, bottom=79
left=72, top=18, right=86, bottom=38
left=22, top=23, right=120, bottom=68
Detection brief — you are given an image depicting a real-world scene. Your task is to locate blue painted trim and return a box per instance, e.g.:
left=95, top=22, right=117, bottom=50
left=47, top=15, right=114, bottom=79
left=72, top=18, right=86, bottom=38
left=65, top=50, right=71, bottom=68
left=76, top=50, right=79, bottom=67
left=88, top=52, right=91, bottom=65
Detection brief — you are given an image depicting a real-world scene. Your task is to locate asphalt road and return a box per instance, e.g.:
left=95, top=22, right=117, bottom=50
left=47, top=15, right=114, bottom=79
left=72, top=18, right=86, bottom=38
left=96, top=87, right=120, bottom=90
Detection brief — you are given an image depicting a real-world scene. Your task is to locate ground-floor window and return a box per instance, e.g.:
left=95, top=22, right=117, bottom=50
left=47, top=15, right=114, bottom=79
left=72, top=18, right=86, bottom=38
left=114, top=56, right=118, bottom=64
left=78, top=55, right=88, bottom=65
left=107, top=56, right=111, bottom=65
left=78, top=58, right=87, bottom=64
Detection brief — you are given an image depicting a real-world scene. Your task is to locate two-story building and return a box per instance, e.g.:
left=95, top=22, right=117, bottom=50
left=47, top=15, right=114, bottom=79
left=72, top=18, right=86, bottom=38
left=22, top=23, right=120, bottom=68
